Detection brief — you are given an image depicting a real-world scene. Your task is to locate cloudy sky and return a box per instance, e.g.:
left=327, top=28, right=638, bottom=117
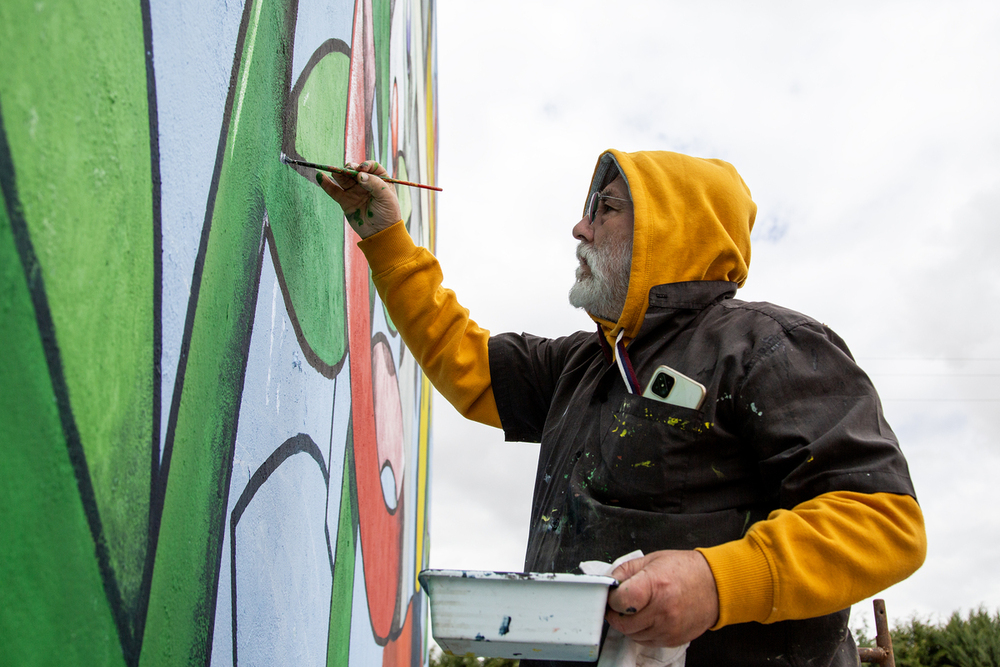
left=425, top=0, right=1000, bottom=631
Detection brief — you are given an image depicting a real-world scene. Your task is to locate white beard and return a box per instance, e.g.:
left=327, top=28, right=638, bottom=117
left=568, top=238, right=632, bottom=321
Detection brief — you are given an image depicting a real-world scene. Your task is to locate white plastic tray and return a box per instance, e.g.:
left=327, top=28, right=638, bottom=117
left=419, top=569, right=616, bottom=662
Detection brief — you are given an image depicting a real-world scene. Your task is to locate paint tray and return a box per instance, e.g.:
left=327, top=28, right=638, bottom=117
left=418, top=569, right=617, bottom=662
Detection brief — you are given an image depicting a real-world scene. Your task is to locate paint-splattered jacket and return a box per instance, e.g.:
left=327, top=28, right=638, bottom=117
left=489, top=279, right=914, bottom=666
left=357, top=149, right=925, bottom=667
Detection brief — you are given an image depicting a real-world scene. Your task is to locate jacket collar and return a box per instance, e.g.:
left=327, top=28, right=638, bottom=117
left=646, top=280, right=737, bottom=310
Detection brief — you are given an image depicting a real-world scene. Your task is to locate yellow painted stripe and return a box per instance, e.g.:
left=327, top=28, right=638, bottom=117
left=414, top=372, right=433, bottom=590
left=424, top=13, right=437, bottom=252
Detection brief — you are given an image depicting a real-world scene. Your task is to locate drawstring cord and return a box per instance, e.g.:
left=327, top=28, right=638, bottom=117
left=614, top=329, right=642, bottom=395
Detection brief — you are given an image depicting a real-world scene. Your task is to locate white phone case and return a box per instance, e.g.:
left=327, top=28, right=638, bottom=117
left=641, top=365, right=707, bottom=410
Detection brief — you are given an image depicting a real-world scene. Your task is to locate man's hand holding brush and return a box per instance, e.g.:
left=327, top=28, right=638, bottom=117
left=315, top=160, right=403, bottom=239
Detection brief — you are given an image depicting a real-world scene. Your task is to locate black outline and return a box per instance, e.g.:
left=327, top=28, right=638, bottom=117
left=149, top=0, right=299, bottom=660
left=229, top=434, right=330, bottom=665
left=153, top=0, right=258, bottom=534
left=283, top=38, right=352, bottom=166
left=0, top=103, right=131, bottom=657
left=275, top=37, right=353, bottom=379
left=136, top=0, right=162, bottom=660
left=201, top=1, right=302, bottom=660
left=325, top=420, right=359, bottom=664
left=202, top=206, right=269, bottom=662
left=264, top=223, right=347, bottom=379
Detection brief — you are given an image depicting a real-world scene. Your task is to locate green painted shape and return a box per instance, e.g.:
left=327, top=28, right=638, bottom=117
left=373, top=0, right=391, bottom=162
left=140, top=0, right=351, bottom=662
left=327, top=441, right=357, bottom=666
left=0, top=183, right=126, bottom=666
left=272, top=50, right=350, bottom=369
left=0, top=0, right=153, bottom=644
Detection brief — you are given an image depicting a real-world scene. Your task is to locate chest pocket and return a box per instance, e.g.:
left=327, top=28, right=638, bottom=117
left=590, top=395, right=712, bottom=513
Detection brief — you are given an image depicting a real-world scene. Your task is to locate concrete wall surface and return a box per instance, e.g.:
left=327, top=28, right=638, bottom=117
left=0, top=0, right=437, bottom=665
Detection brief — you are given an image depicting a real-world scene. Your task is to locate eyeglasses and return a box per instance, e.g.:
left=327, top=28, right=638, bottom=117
left=586, top=191, right=631, bottom=222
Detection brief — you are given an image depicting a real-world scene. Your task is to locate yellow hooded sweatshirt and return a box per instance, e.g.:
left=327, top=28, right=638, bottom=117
left=357, top=149, right=924, bottom=629
left=585, top=149, right=754, bottom=348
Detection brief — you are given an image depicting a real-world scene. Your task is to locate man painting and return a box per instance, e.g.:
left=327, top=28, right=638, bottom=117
left=316, top=149, right=926, bottom=666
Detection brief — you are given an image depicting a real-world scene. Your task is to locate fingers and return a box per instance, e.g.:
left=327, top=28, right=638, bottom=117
left=313, top=160, right=402, bottom=239
left=352, top=160, right=388, bottom=177
left=316, top=171, right=363, bottom=213
left=606, top=605, right=654, bottom=635
left=319, top=161, right=383, bottom=194
left=316, top=171, right=337, bottom=196
left=603, top=550, right=720, bottom=647
left=607, top=557, right=653, bottom=614
left=329, top=170, right=358, bottom=191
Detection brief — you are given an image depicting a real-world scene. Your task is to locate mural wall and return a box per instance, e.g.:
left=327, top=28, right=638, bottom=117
left=0, top=0, right=437, bottom=665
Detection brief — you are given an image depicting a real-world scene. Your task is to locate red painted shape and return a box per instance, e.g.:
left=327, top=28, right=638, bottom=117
left=344, top=0, right=403, bottom=643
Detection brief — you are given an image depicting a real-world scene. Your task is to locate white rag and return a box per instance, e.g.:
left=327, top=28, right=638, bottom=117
left=580, top=551, right=688, bottom=667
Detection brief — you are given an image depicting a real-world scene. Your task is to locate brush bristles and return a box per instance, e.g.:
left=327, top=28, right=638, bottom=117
left=279, top=152, right=290, bottom=165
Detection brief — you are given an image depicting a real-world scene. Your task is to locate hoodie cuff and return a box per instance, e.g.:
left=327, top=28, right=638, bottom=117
left=356, top=220, right=414, bottom=276
left=697, top=535, right=775, bottom=629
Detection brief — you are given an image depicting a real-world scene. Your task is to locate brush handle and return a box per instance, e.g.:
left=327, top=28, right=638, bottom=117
left=286, top=157, right=443, bottom=192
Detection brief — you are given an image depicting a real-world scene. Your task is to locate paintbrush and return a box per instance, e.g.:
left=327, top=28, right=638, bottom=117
left=280, top=152, right=443, bottom=192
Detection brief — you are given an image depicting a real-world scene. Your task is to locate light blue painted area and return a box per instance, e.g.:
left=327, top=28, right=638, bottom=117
left=209, top=512, right=234, bottom=667
left=326, top=365, right=352, bottom=537
left=211, top=232, right=342, bottom=663
left=349, top=537, right=386, bottom=666
left=149, top=0, right=246, bottom=453
left=229, top=231, right=337, bottom=480
left=140, top=1, right=434, bottom=662
left=234, top=453, right=332, bottom=666
left=291, top=0, right=354, bottom=86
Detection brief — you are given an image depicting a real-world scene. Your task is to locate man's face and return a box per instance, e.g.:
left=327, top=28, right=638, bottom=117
left=569, top=175, right=634, bottom=321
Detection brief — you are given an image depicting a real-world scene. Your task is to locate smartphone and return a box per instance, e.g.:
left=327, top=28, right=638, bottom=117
left=641, top=365, right=707, bottom=410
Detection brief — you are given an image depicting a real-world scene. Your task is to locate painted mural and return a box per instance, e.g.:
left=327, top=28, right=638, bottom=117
left=0, top=0, right=437, bottom=665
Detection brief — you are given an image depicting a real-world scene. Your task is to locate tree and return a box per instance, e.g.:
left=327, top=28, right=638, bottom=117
left=428, top=647, right=519, bottom=667
left=855, top=607, right=1000, bottom=667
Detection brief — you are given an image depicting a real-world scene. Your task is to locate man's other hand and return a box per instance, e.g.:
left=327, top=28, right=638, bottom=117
left=606, top=550, right=720, bottom=648
left=316, top=160, right=402, bottom=239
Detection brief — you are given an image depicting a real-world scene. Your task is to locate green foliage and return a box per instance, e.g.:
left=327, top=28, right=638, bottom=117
left=428, top=648, right=519, bottom=667
left=855, top=607, right=1000, bottom=667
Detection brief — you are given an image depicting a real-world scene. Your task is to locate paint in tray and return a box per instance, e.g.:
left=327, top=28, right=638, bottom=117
left=418, top=569, right=617, bottom=662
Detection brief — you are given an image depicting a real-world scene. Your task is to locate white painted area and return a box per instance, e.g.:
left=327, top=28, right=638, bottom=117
left=234, top=453, right=332, bottom=667
left=146, top=2, right=434, bottom=663
left=209, top=510, right=235, bottom=667
left=211, top=231, right=343, bottom=664
left=348, top=538, right=386, bottom=666
left=230, top=234, right=337, bottom=480
left=291, top=0, right=354, bottom=86
left=149, top=0, right=246, bottom=454
left=326, top=367, right=353, bottom=538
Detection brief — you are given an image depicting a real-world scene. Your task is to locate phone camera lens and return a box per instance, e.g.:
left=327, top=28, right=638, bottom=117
left=652, top=373, right=675, bottom=399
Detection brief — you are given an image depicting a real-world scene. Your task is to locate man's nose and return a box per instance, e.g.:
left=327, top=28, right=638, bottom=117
left=573, top=216, right=594, bottom=242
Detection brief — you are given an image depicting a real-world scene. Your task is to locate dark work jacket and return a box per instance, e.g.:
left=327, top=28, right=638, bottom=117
left=488, top=281, right=915, bottom=667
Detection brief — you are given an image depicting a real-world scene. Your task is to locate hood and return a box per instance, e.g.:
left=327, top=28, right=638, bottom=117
left=585, top=149, right=756, bottom=345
